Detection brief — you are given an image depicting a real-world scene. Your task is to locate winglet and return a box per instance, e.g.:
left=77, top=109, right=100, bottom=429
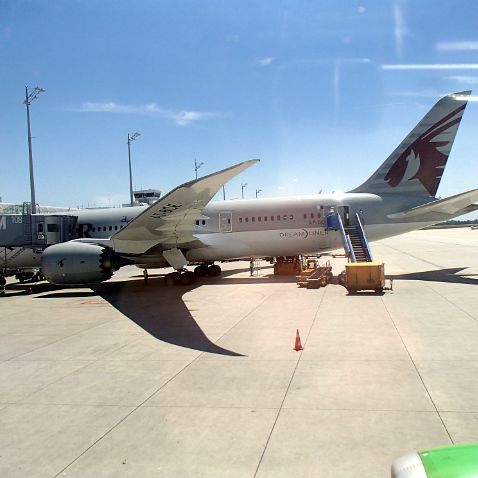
left=112, top=159, right=260, bottom=251
left=181, top=158, right=260, bottom=192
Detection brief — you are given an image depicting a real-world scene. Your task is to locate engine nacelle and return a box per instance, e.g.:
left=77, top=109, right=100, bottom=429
left=41, top=242, right=117, bottom=285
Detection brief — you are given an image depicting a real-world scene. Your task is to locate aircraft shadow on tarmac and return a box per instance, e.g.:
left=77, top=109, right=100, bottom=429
left=16, top=266, right=297, bottom=356
left=8, top=266, right=477, bottom=353
left=94, top=269, right=297, bottom=356
left=93, top=277, right=246, bottom=357
left=387, top=267, right=478, bottom=285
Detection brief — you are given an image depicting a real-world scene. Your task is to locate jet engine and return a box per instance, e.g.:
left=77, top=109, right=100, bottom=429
left=41, top=242, right=119, bottom=285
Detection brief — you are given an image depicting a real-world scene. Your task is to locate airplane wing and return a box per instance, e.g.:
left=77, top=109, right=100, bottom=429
left=388, top=188, right=478, bottom=219
left=111, top=159, right=259, bottom=254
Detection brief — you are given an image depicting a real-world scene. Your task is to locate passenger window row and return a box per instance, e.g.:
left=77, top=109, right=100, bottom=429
left=303, top=212, right=322, bottom=219
left=91, top=225, right=124, bottom=232
left=239, top=214, right=294, bottom=223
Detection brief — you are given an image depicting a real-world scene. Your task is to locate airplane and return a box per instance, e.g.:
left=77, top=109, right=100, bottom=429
left=2, top=90, right=478, bottom=286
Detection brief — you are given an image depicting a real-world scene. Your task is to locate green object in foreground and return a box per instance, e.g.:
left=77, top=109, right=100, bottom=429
left=419, top=443, right=478, bottom=478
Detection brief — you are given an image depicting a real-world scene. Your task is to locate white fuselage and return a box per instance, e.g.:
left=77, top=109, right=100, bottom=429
left=0, top=192, right=436, bottom=273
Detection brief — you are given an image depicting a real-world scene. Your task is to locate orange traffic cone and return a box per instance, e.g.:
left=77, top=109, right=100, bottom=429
left=293, top=329, right=303, bottom=351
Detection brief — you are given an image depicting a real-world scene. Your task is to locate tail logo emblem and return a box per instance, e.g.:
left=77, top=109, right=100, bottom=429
left=384, top=104, right=465, bottom=195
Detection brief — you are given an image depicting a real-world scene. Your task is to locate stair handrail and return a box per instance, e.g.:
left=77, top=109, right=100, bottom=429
left=336, top=213, right=356, bottom=262
left=355, top=212, right=373, bottom=262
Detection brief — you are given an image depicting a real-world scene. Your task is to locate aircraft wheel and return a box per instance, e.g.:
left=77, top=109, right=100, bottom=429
left=164, top=272, right=181, bottom=286
left=207, top=264, right=222, bottom=277
left=181, top=271, right=196, bottom=285
left=194, top=265, right=208, bottom=277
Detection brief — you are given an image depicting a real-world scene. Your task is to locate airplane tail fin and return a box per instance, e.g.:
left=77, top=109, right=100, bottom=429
left=351, top=91, right=471, bottom=197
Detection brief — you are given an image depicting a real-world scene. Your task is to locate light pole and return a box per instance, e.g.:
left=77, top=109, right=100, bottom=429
left=194, top=159, right=204, bottom=179
left=255, top=188, right=262, bottom=198
left=24, top=86, right=45, bottom=214
left=241, top=182, right=248, bottom=199
left=127, top=132, right=141, bottom=206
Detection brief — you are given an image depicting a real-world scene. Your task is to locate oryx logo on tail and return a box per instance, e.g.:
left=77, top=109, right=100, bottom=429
left=384, top=104, right=466, bottom=196
left=352, top=91, right=470, bottom=197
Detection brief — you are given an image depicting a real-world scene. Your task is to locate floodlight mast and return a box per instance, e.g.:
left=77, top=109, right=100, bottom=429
left=24, top=86, right=45, bottom=214
left=127, top=132, right=141, bottom=207
left=194, top=159, right=204, bottom=180
left=241, top=182, right=248, bottom=199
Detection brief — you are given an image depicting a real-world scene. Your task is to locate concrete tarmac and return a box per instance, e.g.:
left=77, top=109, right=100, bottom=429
left=1, top=228, right=478, bottom=477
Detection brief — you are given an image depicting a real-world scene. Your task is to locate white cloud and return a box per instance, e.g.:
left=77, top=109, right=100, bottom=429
left=445, top=75, right=478, bottom=84
left=436, top=41, right=478, bottom=51
left=73, top=102, right=219, bottom=126
left=382, top=64, right=478, bottom=70
left=172, top=111, right=217, bottom=126
left=297, top=57, right=371, bottom=65
left=256, top=57, right=273, bottom=66
left=357, top=5, right=366, bottom=14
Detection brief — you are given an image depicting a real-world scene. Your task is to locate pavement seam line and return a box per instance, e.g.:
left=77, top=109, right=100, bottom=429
left=252, top=286, right=327, bottom=478
left=381, top=296, right=455, bottom=445
left=421, top=279, right=478, bottom=325
left=52, top=281, right=278, bottom=477
left=3, top=309, right=123, bottom=363
left=379, top=241, right=478, bottom=323
left=3, top=360, right=95, bottom=405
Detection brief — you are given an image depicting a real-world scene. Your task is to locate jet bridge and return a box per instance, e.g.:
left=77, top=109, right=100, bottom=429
left=0, top=214, right=78, bottom=248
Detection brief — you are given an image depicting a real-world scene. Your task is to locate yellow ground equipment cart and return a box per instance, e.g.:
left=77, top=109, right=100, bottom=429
left=297, top=260, right=333, bottom=289
left=345, top=262, right=385, bottom=293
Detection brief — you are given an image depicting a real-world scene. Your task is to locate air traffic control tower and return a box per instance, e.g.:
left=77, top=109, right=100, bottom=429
left=122, top=189, right=161, bottom=207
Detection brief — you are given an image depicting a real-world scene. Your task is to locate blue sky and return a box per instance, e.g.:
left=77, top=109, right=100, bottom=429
left=2, top=0, right=478, bottom=214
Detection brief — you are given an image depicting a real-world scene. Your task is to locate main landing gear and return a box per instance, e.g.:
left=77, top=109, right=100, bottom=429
left=164, top=264, right=222, bottom=286
left=194, top=264, right=221, bottom=277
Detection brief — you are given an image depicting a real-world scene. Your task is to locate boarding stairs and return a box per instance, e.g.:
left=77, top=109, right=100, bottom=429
left=328, top=211, right=373, bottom=263
left=344, top=226, right=369, bottom=262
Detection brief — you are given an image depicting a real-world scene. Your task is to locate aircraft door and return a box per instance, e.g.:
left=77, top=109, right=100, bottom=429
left=45, top=217, right=61, bottom=245
left=338, top=206, right=350, bottom=227
left=219, top=212, right=232, bottom=233
left=36, top=221, right=46, bottom=244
